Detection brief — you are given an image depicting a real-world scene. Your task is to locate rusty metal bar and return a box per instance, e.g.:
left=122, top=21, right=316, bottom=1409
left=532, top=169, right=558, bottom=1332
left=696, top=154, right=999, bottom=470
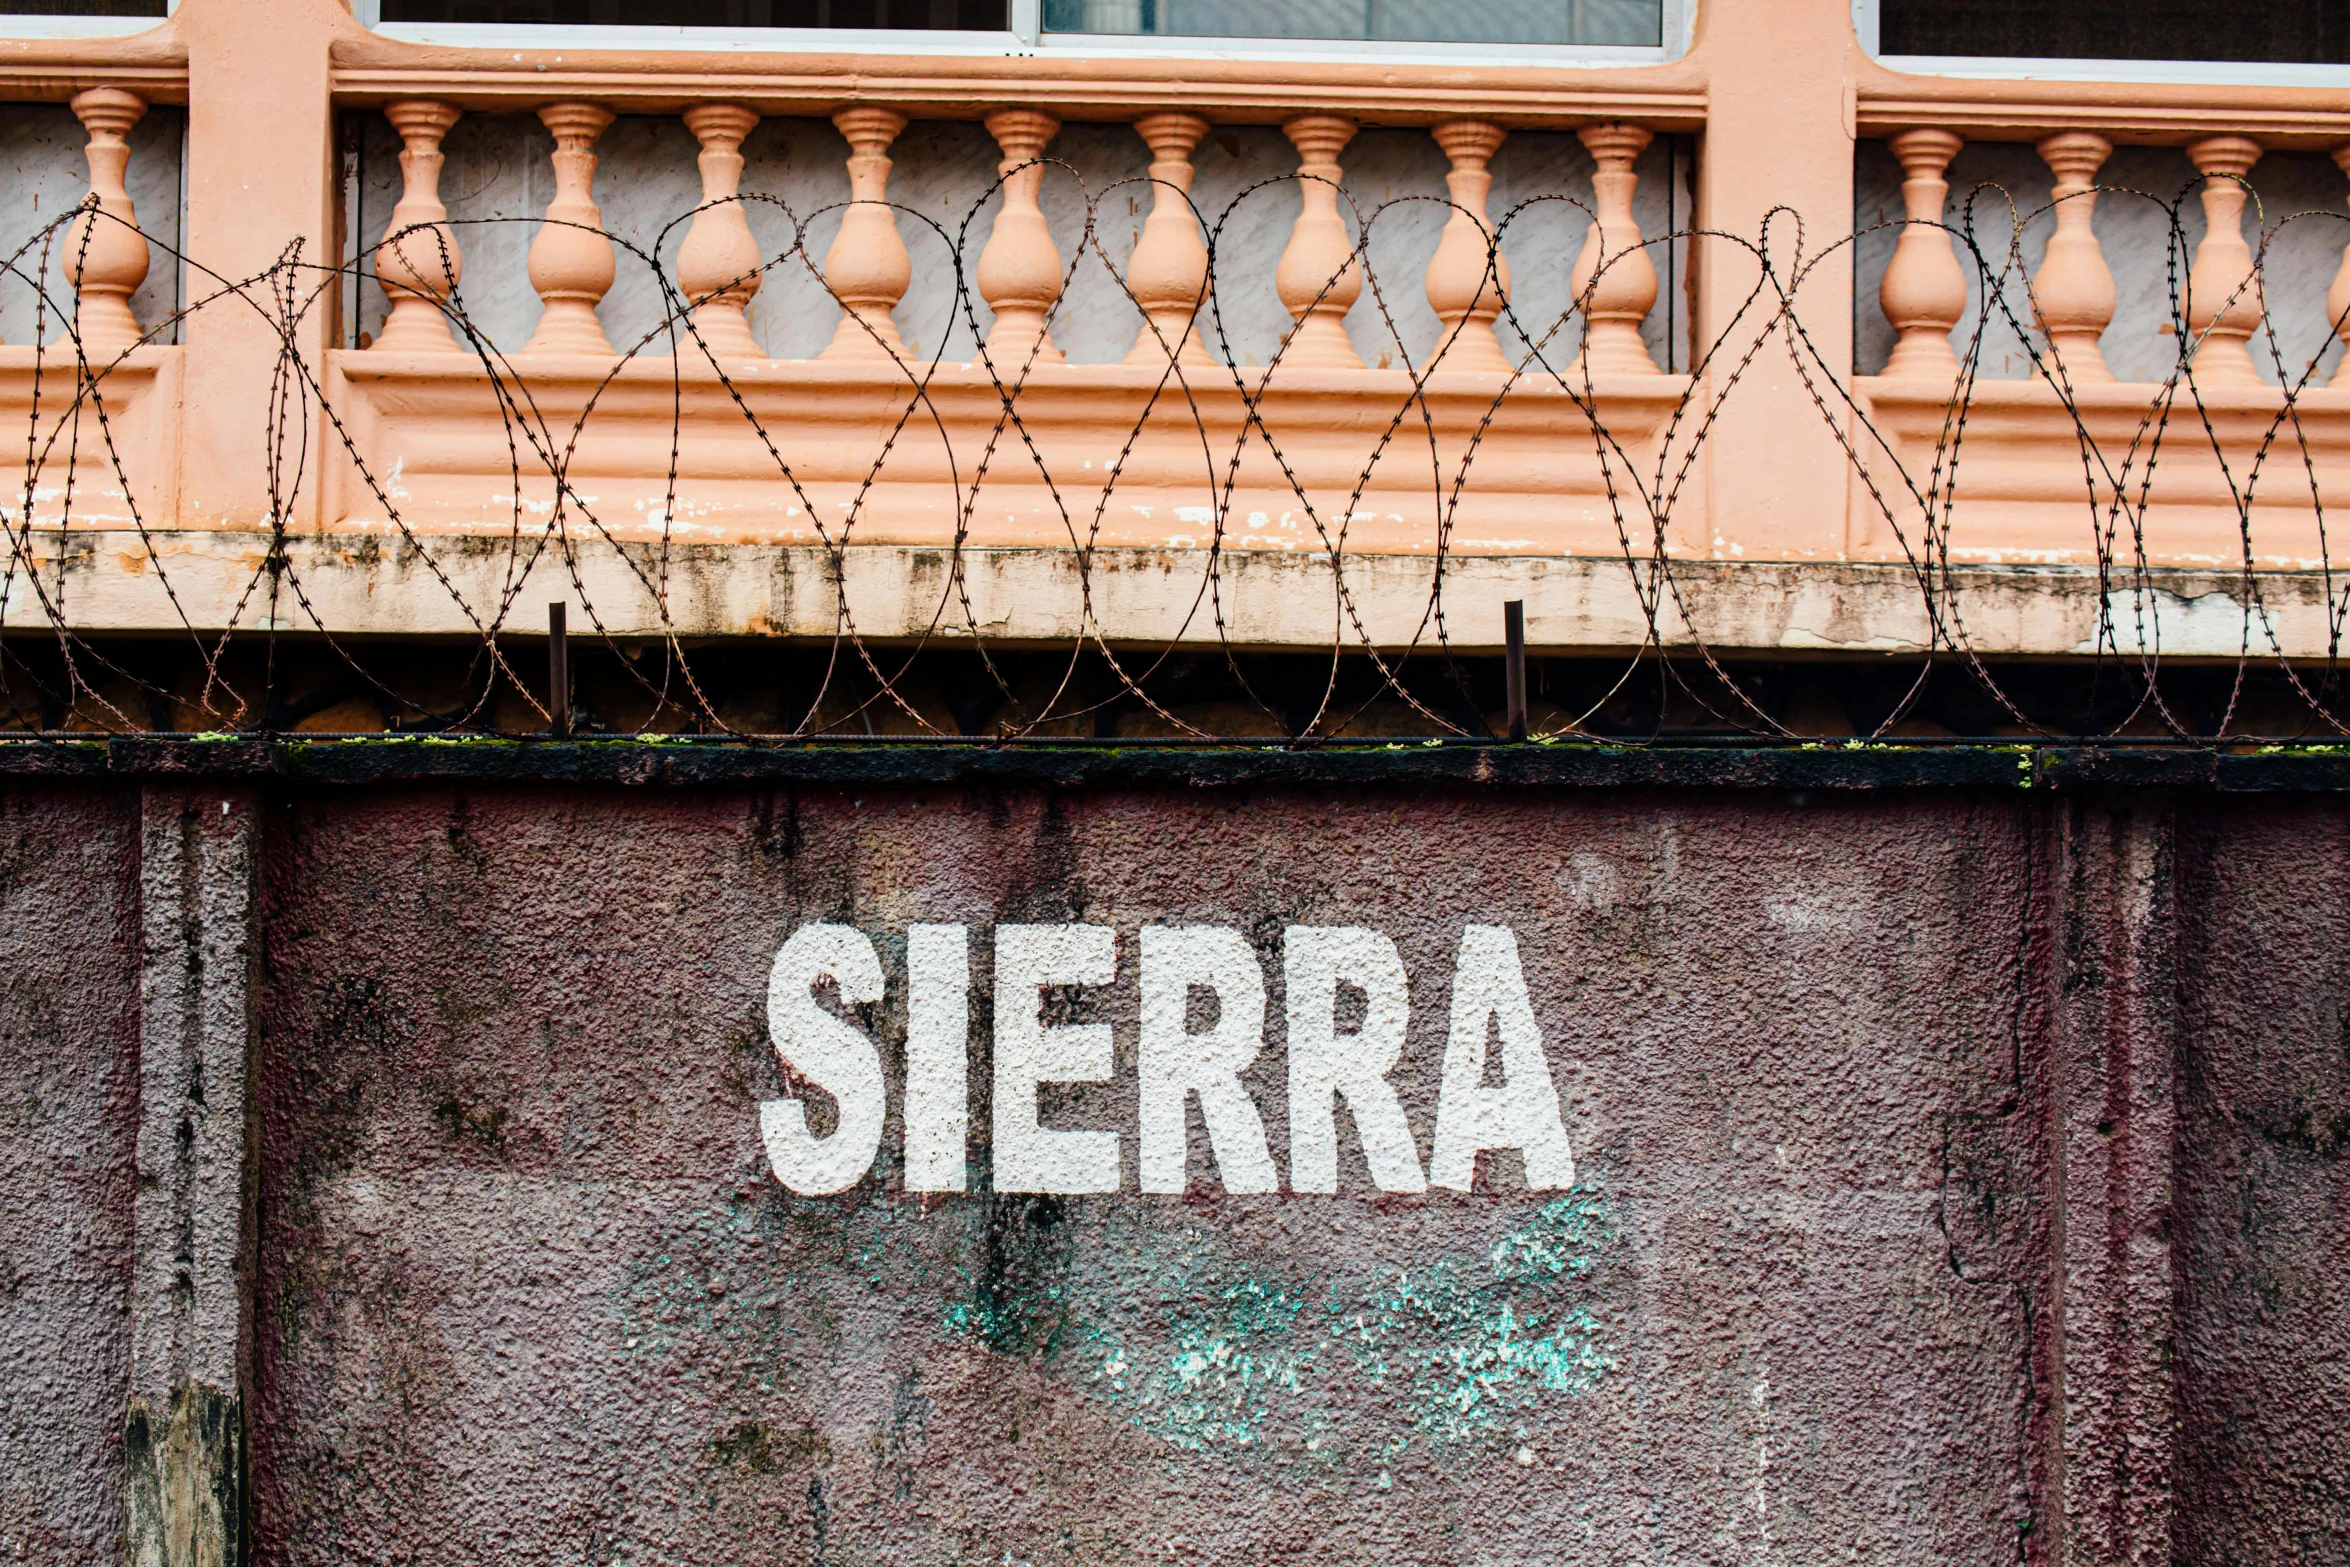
left=1505, top=600, right=1527, bottom=742
left=548, top=602, right=570, bottom=740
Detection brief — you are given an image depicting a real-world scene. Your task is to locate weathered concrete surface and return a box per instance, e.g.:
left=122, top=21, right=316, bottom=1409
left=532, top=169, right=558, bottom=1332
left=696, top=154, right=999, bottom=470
left=2045, top=800, right=2179, bottom=1567
left=16, top=527, right=2350, bottom=658
left=250, top=785, right=2047, bottom=1565
left=0, top=787, right=139, bottom=1564
left=4, top=776, right=2346, bottom=1564
left=2173, top=799, right=2350, bottom=1566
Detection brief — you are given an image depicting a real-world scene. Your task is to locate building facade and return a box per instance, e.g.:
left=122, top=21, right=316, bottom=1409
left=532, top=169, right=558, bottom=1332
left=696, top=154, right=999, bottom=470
left=0, top=0, right=2346, bottom=1562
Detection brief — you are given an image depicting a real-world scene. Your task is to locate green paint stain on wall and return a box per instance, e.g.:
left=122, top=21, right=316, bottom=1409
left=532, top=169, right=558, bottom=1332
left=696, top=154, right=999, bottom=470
left=940, top=1185, right=1624, bottom=1459
left=1351, top=1190, right=1617, bottom=1446
left=616, top=1178, right=1624, bottom=1474
left=1090, top=1277, right=1317, bottom=1451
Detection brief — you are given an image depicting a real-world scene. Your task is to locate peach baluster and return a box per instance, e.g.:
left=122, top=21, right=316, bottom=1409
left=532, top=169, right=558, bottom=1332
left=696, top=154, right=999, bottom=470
left=2327, top=143, right=2350, bottom=381
left=523, top=103, right=617, bottom=356
left=1274, top=114, right=1364, bottom=370
left=974, top=108, right=1065, bottom=369
left=2182, top=135, right=2265, bottom=389
left=63, top=86, right=150, bottom=358
left=820, top=107, right=912, bottom=361
left=2032, top=131, right=2115, bottom=384
left=1122, top=111, right=1212, bottom=368
left=1878, top=128, right=1966, bottom=381
left=1570, top=122, right=1659, bottom=375
left=372, top=100, right=464, bottom=354
left=1425, top=120, right=1512, bottom=374
left=676, top=105, right=764, bottom=361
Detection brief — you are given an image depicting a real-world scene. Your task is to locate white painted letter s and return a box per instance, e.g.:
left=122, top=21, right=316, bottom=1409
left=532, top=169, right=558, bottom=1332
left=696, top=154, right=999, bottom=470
left=760, top=923, right=888, bottom=1195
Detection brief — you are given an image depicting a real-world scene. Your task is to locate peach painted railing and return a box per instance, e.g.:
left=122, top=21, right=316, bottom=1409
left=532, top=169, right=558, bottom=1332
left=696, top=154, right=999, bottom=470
left=323, top=93, right=1699, bottom=561
left=1854, top=86, right=2350, bottom=572
left=0, top=74, right=185, bottom=534
left=5, top=0, right=2350, bottom=653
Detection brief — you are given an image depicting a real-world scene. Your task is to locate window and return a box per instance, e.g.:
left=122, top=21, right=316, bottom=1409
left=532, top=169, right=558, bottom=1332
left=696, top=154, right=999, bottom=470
left=0, top=0, right=168, bottom=37
left=1041, top=0, right=1661, bottom=47
left=0, top=0, right=165, bottom=14
left=363, top=0, right=1681, bottom=53
left=1873, top=0, right=2349, bottom=66
left=378, top=0, right=1002, bottom=23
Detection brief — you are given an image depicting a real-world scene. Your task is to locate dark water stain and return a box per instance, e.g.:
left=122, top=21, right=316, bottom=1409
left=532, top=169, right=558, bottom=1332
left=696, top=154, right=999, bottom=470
left=947, top=1193, right=1073, bottom=1356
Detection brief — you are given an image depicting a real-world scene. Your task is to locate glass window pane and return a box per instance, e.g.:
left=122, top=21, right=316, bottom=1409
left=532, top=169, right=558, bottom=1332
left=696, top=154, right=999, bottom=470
left=1166, top=0, right=1372, bottom=40
left=1370, top=0, right=1655, bottom=44
left=0, top=0, right=166, bottom=13
left=1881, top=0, right=2350, bottom=63
left=376, top=0, right=1008, bottom=24
left=1042, top=0, right=1661, bottom=45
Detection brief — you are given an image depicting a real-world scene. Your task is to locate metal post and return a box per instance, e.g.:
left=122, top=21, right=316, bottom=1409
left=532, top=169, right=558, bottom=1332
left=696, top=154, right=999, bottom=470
left=1504, top=599, right=1527, bottom=742
left=548, top=602, right=570, bottom=739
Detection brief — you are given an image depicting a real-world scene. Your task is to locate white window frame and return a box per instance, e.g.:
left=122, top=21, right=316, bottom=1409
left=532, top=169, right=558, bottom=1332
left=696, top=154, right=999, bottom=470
left=361, top=0, right=1693, bottom=66
left=1854, top=0, right=2350, bottom=89
left=0, top=0, right=173, bottom=40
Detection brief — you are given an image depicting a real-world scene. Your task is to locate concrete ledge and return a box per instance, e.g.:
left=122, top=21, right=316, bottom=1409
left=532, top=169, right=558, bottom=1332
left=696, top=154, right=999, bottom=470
left=10, top=530, right=2348, bottom=657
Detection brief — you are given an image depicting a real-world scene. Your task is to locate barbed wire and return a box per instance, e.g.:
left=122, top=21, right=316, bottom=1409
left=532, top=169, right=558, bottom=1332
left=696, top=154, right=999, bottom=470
left=3, top=154, right=2348, bottom=745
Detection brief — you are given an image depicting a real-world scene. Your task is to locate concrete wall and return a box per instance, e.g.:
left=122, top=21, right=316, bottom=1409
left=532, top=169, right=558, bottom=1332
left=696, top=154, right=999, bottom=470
left=5, top=773, right=2347, bottom=1564
left=0, top=788, right=139, bottom=1564
left=2173, top=802, right=2350, bottom=1563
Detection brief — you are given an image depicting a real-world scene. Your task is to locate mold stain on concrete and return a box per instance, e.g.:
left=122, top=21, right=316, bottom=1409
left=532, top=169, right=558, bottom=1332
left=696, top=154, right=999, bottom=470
left=708, top=1419, right=777, bottom=1473
left=429, top=1090, right=510, bottom=1154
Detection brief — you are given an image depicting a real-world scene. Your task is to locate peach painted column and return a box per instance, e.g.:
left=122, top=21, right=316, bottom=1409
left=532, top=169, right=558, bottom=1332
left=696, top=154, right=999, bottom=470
left=1122, top=111, right=1212, bottom=368
left=1879, top=129, right=1966, bottom=380
left=975, top=108, right=1065, bottom=369
left=676, top=104, right=764, bottom=361
left=821, top=107, right=912, bottom=360
left=2327, top=144, right=2350, bottom=380
left=372, top=101, right=463, bottom=354
left=176, top=0, right=343, bottom=530
left=1571, top=122, right=1659, bottom=375
left=523, top=103, right=617, bottom=356
left=2182, top=134, right=2265, bottom=388
left=1425, top=120, right=1512, bottom=374
left=63, top=87, right=149, bottom=358
left=1691, top=0, right=1855, bottom=559
left=1274, top=114, right=1363, bottom=370
left=2033, top=131, right=2116, bottom=383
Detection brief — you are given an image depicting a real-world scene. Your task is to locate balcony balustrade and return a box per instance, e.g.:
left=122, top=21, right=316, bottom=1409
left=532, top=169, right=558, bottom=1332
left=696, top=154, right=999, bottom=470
left=320, top=97, right=1692, bottom=571
left=2, top=0, right=2348, bottom=661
